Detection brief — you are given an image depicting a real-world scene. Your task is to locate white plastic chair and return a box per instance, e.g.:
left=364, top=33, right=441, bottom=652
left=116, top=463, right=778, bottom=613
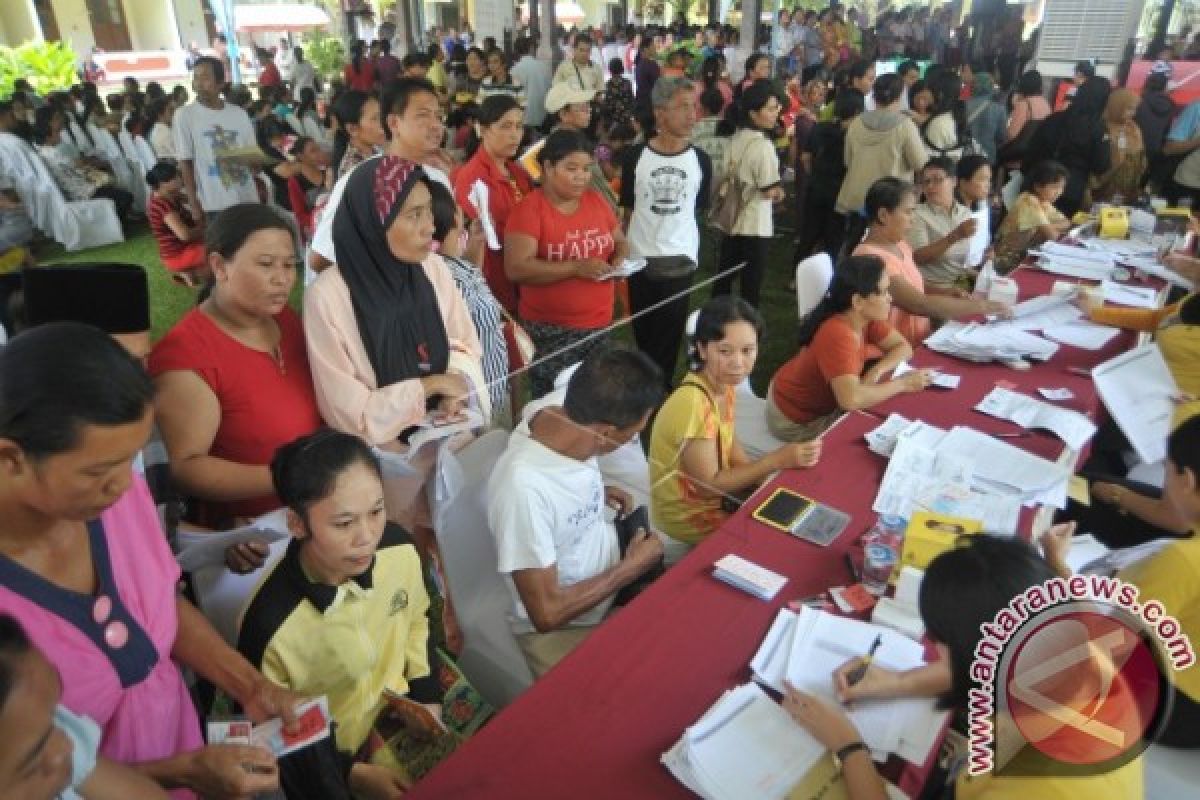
left=27, top=150, right=124, bottom=252
left=795, top=252, right=834, bottom=319
left=190, top=538, right=290, bottom=646
left=0, top=133, right=47, bottom=233
left=734, top=380, right=788, bottom=460
left=427, top=430, right=534, bottom=708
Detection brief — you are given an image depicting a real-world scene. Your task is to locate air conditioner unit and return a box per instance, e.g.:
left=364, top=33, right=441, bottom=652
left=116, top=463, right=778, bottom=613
left=1032, top=0, right=1146, bottom=79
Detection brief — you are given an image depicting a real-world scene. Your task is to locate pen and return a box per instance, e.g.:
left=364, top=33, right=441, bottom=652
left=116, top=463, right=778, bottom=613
left=1065, top=366, right=1092, bottom=377
left=995, top=432, right=1032, bottom=439
left=854, top=408, right=885, bottom=422
left=846, top=634, right=883, bottom=686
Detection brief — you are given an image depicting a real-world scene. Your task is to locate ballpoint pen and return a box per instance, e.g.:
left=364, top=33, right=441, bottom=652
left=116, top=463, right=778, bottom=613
left=846, top=634, right=883, bottom=686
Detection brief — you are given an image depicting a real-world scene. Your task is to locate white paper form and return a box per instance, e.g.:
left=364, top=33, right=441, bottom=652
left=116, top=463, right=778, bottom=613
left=975, top=387, right=1097, bottom=450
left=785, top=608, right=939, bottom=759
left=953, top=325, right=1060, bottom=361
left=1100, top=280, right=1160, bottom=309
left=873, top=436, right=974, bottom=519
left=864, top=413, right=913, bottom=456
left=893, top=360, right=960, bottom=389
left=1092, top=343, right=1179, bottom=465
left=965, top=207, right=990, bottom=267
left=1042, top=322, right=1120, bottom=350
left=935, top=426, right=1070, bottom=497
left=468, top=180, right=501, bottom=250
left=750, top=609, right=799, bottom=692
left=1031, top=259, right=1114, bottom=281
left=1038, top=242, right=1116, bottom=266
left=684, top=683, right=823, bottom=800
left=176, top=509, right=290, bottom=572
left=913, top=482, right=1022, bottom=535
left=993, top=294, right=1084, bottom=332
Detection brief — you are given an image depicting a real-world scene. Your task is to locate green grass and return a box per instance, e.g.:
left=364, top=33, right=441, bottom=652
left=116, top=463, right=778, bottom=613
left=36, top=221, right=804, bottom=391
left=37, top=226, right=197, bottom=342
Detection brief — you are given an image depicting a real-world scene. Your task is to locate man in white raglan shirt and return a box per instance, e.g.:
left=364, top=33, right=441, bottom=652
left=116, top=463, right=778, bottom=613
left=310, top=77, right=454, bottom=271
left=619, top=76, right=711, bottom=388
left=173, top=56, right=260, bottom=227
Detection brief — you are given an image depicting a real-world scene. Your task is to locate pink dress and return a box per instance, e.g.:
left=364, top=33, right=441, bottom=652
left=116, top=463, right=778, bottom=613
left=0, top=475, right=202, bottom=799
left=853, top=241, right=932, bottom=344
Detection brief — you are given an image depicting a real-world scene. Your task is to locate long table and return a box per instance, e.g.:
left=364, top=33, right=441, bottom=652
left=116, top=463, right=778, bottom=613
left=407, top=264, right=1151, bottom=799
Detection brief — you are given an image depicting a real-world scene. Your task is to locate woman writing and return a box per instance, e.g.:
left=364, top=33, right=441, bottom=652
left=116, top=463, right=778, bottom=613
left=330, top=90, right=385, bottom=183
left=0, top=323, right=301, bottom=798
left=452, top=94, right=534, bottom=313
left=854, top=177, right=1008, bottom=344
left=239, top=430, right=435, bottom=798
left=648, top=297, right=822, bottom=565
left=994, top=160, right=1072, bottom=272
left=304, top=156, right=483, bottom=537
left=149, top=205, right=322, bottom=539
left=505, top=129, right=627, bottom=398
left=712, top=80, right=786, bottom=308
left=783, top=535, right=1143, bottom=799
left=768, top=256, right=931, bottom=441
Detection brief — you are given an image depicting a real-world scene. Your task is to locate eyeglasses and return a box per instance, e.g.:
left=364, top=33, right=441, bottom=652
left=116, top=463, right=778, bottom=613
left=93, top=595, right=129, bottom=650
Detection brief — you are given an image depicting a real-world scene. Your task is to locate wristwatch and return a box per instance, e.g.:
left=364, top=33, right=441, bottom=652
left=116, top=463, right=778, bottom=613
left=834, top=741, right=869, bottom=767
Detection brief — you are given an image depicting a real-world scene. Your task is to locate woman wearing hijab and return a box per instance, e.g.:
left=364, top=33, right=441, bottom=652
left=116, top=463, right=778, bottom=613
left=303, top=156, right=484, bottom=540
left=1024, top=76, right=1112, bottom=217
left=1092, top=89, right=1147, bottom=204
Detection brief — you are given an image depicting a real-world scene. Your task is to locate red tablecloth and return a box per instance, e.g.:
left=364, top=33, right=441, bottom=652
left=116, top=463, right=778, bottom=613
left=407, top=265, right=1150, bottom=799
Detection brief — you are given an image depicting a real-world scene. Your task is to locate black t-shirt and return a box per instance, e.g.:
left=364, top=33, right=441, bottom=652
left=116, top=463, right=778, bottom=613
left=805, top=121, right=848, bottom=207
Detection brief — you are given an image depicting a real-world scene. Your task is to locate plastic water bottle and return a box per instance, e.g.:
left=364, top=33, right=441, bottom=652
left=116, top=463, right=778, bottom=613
left=861, top=515, right=905, bottom=596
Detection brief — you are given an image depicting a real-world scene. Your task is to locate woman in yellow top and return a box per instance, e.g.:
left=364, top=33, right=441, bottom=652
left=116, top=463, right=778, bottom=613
left=239, top=429, right=434, bottom=799
left=994, top=160, right=1072, bottom=272
left=1044, top=416, right=1200, bottom=748
left=784, top=535, right=1145, bottom=799
left=647, top=297, right=821, bottom=565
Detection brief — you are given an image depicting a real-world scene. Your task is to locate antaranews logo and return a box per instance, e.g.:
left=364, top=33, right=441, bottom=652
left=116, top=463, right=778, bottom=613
left=967, top=574, right=1195, bottom=777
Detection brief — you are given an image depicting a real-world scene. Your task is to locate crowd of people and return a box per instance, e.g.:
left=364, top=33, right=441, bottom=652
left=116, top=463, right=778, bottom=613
left=2, top=3, right=1200, bottom=798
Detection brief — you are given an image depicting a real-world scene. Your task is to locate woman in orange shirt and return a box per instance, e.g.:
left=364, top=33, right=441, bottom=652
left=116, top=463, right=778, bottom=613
left=452, top=94, right=533, bottom=313
left=854, top=177, right=1009, bottom=344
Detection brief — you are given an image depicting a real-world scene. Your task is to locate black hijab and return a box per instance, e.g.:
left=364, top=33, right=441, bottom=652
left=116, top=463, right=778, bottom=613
left=332, top=156, right=450, bottom=388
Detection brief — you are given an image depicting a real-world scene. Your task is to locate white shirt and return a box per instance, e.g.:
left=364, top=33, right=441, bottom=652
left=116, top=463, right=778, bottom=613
left=150, top=122, right=176, bottom=159
left=292, top=60, right=317, bottom=100
left=620, top=143, right=711, bottom=264
left=172, top=100, right=259, bottom=212
left=310, top=154, right=451, bottom=263
left=487, top=432, right=620, bottom=634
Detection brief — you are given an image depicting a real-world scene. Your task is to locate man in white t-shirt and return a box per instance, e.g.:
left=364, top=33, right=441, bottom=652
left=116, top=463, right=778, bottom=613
left=309, top=77, right=454, bottom=272
left=488, top=348, right=666, bottom=677
left=173, top=56, right=259, bottom=226
left=620, top=76, right=711, bottom=388
left=290, top=47, right=317, bottom=101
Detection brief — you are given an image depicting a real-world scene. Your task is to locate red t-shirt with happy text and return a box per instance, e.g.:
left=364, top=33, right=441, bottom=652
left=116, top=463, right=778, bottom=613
left=505, top=188, right=618, bottom=329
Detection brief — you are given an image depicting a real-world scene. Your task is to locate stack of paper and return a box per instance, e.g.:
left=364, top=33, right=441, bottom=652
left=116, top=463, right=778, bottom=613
left=176, top=509, right=291, bottom=572
left=372, top=409, right=485, bottom=479
left=873, top=436, right=973, bottom=520
left=713, top=554, right=788, bottom=601
left=1042, top=322, right=1120, bottom=350
left=1092, top=344, right=1179, bottom=465
left=1030, top=243, right=1116, bottom=280
left=974, top=387, right=1097, bottom=450
left=872, top=566, right=926, bottom=640
left=935, top=426, right=1071, bottom=508
left=924, top=321, right=1060, bottom=363
left=893, top=361, right=960, bottom=389
left=661, top=682, right=824, bottom=800
left=749, top=607, right=948, bottom=765
left=995, top=294, right=1084, bottom=331
left=1101, top=280, right=1159, bottom=309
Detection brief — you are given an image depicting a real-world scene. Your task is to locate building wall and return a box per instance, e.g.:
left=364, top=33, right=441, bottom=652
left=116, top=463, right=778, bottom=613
left=124, top=0, right=180, bottom=50
left=0, top=1, right=40, bottom=45
left=173, top=0, right=210, bottom=49
left=52, top=0, right=97, bottom=56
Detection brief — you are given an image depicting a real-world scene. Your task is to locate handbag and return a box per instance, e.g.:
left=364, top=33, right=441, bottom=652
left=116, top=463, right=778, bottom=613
left=708, top=135, right=753, bottom=235
left=499, top=307, right=535, bottom=372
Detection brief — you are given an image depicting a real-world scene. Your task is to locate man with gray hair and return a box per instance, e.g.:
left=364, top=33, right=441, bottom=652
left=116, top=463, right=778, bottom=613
left=619, top=76, right=712, bottom=387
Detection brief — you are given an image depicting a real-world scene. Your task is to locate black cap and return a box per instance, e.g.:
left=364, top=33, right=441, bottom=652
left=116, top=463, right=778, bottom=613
left=23, top=263, right=150, bottom=334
